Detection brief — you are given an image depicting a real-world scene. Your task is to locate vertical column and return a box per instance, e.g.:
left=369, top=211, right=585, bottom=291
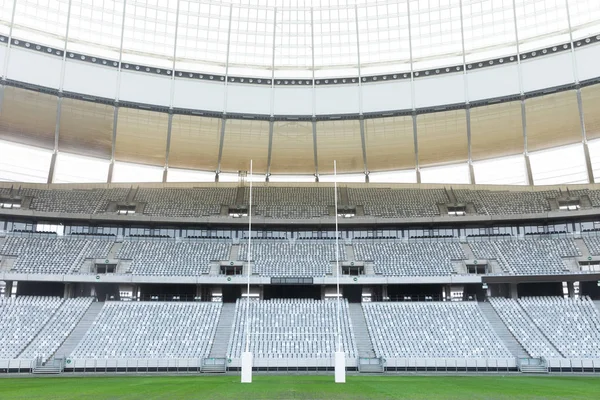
left=215, top=117, right=227, bottom=182
left=164, top=0, right=181, bottom=184
left=564, top=0, right=594, bottom=183
left=163, top=112, right=173, bottom=183
left=266, top=7, right=277, bottom=181
left=310, top=8, right=318, bottom=181
left=466, top=107, right=475, bottom=184
left=265, top=119, right=274, bottom=180
left=354, top=4, right=368, bottom=181
left=459, top=0, right=474, bottom=184
left=0, top=0, right=18, bottom=80
left=48, top=0, right=74, bottom=184
left=511, top=0, right=532, bottom=185
left=406, top=0, right=419, bottom=183
left=107, top=106, right=119, bottom=183
left=115, top=0, right=128, bottom=102
left=47, top=97, right=63, bottom=184
left=412, top=113, right=421, bottom=183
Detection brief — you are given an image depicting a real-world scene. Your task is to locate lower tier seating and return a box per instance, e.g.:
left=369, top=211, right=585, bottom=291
left=71, top=301, right=222, bottom=359
left=363, top=302, right=513, bottom=358
left=228, top=299, right=357, bottom=359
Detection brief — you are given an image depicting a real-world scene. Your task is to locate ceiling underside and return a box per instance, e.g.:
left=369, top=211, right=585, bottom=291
left=0, top=84, right=598, bottom=174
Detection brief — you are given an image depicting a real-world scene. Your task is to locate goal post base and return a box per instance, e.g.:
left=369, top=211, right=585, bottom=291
left=241, top=352, right=253, bottom=383
left=334, top=351, right=346, bottom=383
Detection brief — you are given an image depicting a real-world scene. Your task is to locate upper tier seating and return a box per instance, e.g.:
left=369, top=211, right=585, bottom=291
left=454, top=189, right=558, bottom=215
left=136, top=188, right=236, bottom=217
left=488, top=297, right=562, bottom=358
left=363, top=302, right=512, bottom=358
left=353, top=241, right=466, bottom=276
left=582, top=236, right=600, bottom=256
left=228, top=298, right=357, bottom=359
left=470, top=238, right=580, bottom=275
left=348, top=188, right=447, bottom=218
left=71, top=301, right=221, bottom=359
left=0, top=296, right=63, bottom=358
left=246, top=187, right=333, bottom=219
left=238, top=240, right=341, bottom=277
left=24, top=188, right=129, bottom=214
left=518, top=296, right=600, bottom=358
left=116, top=239, right=231, bottom=276
left=19, top=297, right=93, bottom=362
left=1, top=236, right=114, bottom=274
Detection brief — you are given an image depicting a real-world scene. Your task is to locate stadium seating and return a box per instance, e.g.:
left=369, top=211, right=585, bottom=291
left=19, top=298, right=93, bottom=362
left=1, top=236, right=114, bottom=274
left=116, top=239, right=231, bottom=276
left=71, top=301, right=221, bottom=359
left=469, top=238, right=580, bottom=275
left=347, top=188, right=447, bottom=218
left=135, top=188, right=236, bottom=217
left=353, top=241, right=466, bottom=276
left=488, top=297, right=562, bottom=358
left=227, top=298, right=357, bottom=359
left=362, top=302, right=513, bottom=358
left=454, top=190, right=558, bottom=215
left=248, top=187, right=333, bottom=219
left=518, top=296, right=600, bottom=358
left=0, top=296, right=63, bottom=358
left=238, top=240, right=341, bottom=277
left=582, top=236, right=600, bottom=256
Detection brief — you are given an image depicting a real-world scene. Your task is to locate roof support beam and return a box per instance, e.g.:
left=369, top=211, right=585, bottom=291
left=521, top=99, right=534, bottom=185
left=58, top=0, right=73, bottom=92
left=577, top=89, right=595, bottom=183
left=107, top=105, right=119, bottom=183
left=359, top=117, right=368, bottom=181
left=215, top=117, right=227, bottom=182
left=47, top=97, right=62, bottom=184
left=115, top=0, right=127, bottom=101
left=0, top=85, right=4, bottom=114
left=266, top=119, right=274, bottom=180
left=466, top=107, right=475, bottom=184
left=312, top=118, right=319, bottom=181
left=163, top=112, right=173, bottom=183
left=412, top=113, right=420, bottom=184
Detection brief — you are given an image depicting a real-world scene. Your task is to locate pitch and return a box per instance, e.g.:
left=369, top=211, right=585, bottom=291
left=1, top=375, right=599, bottom=400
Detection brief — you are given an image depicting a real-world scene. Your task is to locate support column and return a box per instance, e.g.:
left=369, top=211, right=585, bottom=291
left=4, top=281, right=12, bottom=298
left=312, top=118, right=319, bottom=180
left=163, top=112, right=173, bottom=183
left=577, top=89, right=595, bottom=183
left=521, top=99, right=534, bottom=185
left=412, top=113, right=421, bottom=183
left=358, top=117, right=368, bottom=181
left=0, top=0, right=18, bottom=80
left=108, top=105, right=119, bottom=183
left=216, top=117, right=227, bottom=181
left=265, top=119, right=274, bottom=179
left=47, top=97, right=63, bottom=184
left=567, top=281, right=575, bottom=298
left=0, top=84, right=4, bottom=113
left=466, top=107, right=475, bottom=184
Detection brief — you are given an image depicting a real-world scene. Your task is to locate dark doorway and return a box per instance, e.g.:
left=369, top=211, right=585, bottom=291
left=342, top=285, right=362, bottom=303
left=263, top=285, right=321, bottom=300
left=223, top=285, right=241, bottom=303
left=17, top=281, right=63, bottom=297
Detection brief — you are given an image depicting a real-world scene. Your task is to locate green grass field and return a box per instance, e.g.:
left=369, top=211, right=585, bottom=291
left=0, top=375, right=599, bottom=400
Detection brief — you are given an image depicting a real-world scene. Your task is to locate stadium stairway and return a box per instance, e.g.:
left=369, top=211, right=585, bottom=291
left=348, top=303, right=376, bottom=358
left=209, top=303, right=236, bottom=358
left=52, top=301, right=105, bottom=360
left=461, top=243, right=476, bottom=260
left=478, top=302, right=529, bottom=358
left=594, top=301, right=600, bottom=317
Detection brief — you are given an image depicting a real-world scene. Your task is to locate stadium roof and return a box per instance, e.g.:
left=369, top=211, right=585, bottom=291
left=0, top=0, right=599, bottom=184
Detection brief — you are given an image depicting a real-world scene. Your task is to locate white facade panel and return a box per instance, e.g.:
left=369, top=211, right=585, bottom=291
left=273, top=86, right=313, bottom=115
left=575, top=44, right=600, bottom=82
left=63, top=61, right=118, bottom=99
left=315, top=85, right=360, bottom=115
left=521, top=52, right=575, bottom=93
left=361, top=81, right=412, bottom=113
left=7, top=48, right=61, bottom=89
left=467, top=64, right=520, bottom=101
left=226, top=84, right=271, bottom=115
left=172, top=78, right=225, bottom=112
left=119, top=71, right=171, bottom=107
left=414, top=74, right=465, bottom=108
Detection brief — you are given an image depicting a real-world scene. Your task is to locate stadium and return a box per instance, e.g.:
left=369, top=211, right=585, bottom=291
left=2, top=0, right=600, bottom=398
